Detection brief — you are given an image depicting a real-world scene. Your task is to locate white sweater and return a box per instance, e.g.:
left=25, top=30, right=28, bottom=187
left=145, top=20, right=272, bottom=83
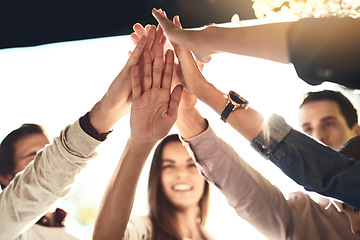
left=0, top=120, right=101, bottom=240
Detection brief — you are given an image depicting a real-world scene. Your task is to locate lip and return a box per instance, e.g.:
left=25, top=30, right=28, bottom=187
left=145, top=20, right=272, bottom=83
left=172, top=183, right=193, bottom=192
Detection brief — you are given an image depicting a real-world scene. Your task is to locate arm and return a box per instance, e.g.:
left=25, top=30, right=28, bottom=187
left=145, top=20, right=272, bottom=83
left=93, top=45, right=182, bottom=240
left=152, top=8, right=292, bottom=64
left=173, top=84, right=292, bottom=238
left=153, top=9, right=360, bottom=89
left=174, top=33, right=360, bottom=211
left=173, top=50, right=291, bottom=238
left=175, top=95, right=293, bottom=238
left=251, top=114, right=360, bottom=209
left=0, top=33, right=154, bottom=240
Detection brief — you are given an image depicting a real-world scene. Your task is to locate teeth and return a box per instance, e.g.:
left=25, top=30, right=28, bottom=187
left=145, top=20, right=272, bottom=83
left=173, top=184, right=192, bottom=191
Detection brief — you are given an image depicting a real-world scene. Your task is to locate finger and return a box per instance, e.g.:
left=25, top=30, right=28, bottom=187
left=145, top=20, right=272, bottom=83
left=152, top=8, right=173, bottom=33
left=152, top=43, right=164, bottom=88
left=131, top=65, right=141, bottom=99
left=161, top=34, right=167, bottom=45
left=144, top=25, right=156, bottom=51
left=161, top=49, right=175, bottom=91
left=143, top=50, right=153, bottom=92
left=167, top=84, right=183, bottom=118
left=173, top=15, right=182, bottom=28
left=173, top=44, right=200, bottom=76
left=133, top=23, right=147, bottom=37
left=195, top=59, right=205, bottom=72
left=126, top=35, right=147, bottom=66
left=128, top=51, right=133, bottom=57
left=154, top=24, right=164, bottom=44
left=150, top=25, right=165, bottom=60
left=145, top=24, right=152, bottom=32
left=130, top=33, right=140, bottom=45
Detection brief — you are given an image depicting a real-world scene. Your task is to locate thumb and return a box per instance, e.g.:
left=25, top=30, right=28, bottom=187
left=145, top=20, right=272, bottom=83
left=167, top=85, right=183, bottom=118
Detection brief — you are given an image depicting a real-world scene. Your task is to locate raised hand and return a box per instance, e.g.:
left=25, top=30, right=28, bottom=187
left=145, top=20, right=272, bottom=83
left=89, top=34, right=156, bottom=133
left=152, top=8, right=213, bottom=63
left=130, top=43, right=183, bottom=144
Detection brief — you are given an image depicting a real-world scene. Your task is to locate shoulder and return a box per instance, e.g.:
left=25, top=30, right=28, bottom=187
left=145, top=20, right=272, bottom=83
left=123, top=216, right=152, bottom=240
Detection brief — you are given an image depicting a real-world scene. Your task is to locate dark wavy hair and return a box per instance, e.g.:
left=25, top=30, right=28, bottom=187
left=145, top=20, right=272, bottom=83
left=147, top=134, right=210, bottom=240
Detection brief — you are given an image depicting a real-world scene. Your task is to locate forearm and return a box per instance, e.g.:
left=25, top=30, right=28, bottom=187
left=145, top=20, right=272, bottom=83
left=253, top=122, right=360, bottom=209
left=0, top=120, right=100, bottom=239
left=93, top=139, right=154, bottom=240
left=203, top=22, right=293, bottom=64
left=193, top=82, right=264, bottom=142
left=176, top=107, right=207, bottom=139
left=182, top=127, right=291, bottom=239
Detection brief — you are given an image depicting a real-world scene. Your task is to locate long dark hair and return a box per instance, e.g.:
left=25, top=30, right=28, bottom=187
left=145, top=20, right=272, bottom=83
left=147, top=134, right=210, bottom=240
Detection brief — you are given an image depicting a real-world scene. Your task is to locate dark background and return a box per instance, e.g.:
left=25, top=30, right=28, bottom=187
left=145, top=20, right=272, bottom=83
left=0, top=0, right=255, bottom=50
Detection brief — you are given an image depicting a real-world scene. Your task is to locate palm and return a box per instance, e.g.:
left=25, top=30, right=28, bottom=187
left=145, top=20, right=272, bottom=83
left=129, top=46, right=182, bottom=144
left=131, top=88, right=176, bottom=142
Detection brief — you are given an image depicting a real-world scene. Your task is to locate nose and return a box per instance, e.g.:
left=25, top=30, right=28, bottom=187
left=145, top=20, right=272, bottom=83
left=175, top=167, right=189, bottom=179
left=312, top=128, right=328, bottom=145
left=349, top=216, right=360, bottom=235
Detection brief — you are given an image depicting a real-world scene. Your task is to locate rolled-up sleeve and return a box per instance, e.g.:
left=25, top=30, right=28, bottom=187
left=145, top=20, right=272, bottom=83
left=251, top=114, right=360, bottom=209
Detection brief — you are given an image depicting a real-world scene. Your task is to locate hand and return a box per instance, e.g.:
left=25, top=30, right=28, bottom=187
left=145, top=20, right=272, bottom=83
left=89, top=34, right=157, bottom=133
left=130, top=23, right=167, bottom=56
left=152, top=8, right=213, bottom=63
left=130, top=44, right=183, bottom=144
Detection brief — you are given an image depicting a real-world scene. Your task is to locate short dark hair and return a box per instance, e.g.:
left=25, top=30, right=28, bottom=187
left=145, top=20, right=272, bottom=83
left=0, top=124, right=46, bottom=188
left=300, top=90, right=358, bottom=129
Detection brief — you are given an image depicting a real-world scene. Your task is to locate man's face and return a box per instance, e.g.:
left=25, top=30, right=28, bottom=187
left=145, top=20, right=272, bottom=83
left=0, top=133, right=49, bottom=186
left=299, top=100, right=359, bottom=150
left=334, top=201, right=360, bottom=235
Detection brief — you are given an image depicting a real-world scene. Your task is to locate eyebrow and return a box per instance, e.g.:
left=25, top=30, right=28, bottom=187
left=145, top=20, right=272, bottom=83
left=162, top=159, right=175, bottom=164
left=161, top=158, right=193, bottom=164
left=21, top=151, right=37, bottom=160
left=301, top=116, right=338, bottom=128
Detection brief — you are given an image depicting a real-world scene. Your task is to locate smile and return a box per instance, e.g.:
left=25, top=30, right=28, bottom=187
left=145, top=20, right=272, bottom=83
left=172, top=184, right=192, bottom=191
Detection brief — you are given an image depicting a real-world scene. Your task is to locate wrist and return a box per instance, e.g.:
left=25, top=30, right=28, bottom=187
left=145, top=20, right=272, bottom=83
left=128, top=137, right=156, bottom=153
left=89, top=97, right=128, bottom=133
left=176, top=108, right=207, bottom=139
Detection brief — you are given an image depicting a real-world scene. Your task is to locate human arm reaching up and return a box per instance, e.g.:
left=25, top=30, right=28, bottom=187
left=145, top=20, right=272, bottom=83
left=93, top=44, right=182, bottom=240
left=152, top=9, right=360, bottom=89
left=0, top=30, right=158, bottom=239
left=151, top=8, right=292, bottom=64
left=171, top=24, right=360, bottom=210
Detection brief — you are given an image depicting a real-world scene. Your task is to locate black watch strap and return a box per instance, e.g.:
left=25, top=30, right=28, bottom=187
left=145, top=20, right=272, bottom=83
left=221, top=102, right=235, bottom=122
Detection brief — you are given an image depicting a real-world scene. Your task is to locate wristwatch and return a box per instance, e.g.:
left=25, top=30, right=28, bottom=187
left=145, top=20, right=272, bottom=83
left=221, top=90, right=248, bottom=122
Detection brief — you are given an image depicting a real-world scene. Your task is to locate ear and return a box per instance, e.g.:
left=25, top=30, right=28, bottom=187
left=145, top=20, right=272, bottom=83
left=0, top=174, right=12, bottom=187
left=352, top=123, right=360, bottom=135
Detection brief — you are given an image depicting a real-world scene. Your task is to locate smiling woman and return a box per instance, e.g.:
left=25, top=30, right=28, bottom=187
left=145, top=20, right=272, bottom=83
left=148, top=134, right=211, bottom=240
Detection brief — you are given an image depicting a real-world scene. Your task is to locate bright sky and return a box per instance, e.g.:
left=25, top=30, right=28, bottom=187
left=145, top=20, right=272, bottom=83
left=0, top=22, right=359, bottom=239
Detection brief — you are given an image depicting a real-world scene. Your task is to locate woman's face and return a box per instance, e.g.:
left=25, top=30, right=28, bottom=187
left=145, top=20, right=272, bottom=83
left=160, top=141, right=205, bottom=210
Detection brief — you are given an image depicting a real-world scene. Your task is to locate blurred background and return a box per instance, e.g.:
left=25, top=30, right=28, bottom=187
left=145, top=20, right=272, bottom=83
left=1, top=0, right=359, bottom=239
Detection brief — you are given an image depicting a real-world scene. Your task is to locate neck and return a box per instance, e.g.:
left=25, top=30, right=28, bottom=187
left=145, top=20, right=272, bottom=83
left=175, top=207, right=204, bottom=240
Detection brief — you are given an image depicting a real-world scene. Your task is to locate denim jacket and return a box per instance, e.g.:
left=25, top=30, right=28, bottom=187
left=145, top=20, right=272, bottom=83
left=251, top=114, right=360, bottom=209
